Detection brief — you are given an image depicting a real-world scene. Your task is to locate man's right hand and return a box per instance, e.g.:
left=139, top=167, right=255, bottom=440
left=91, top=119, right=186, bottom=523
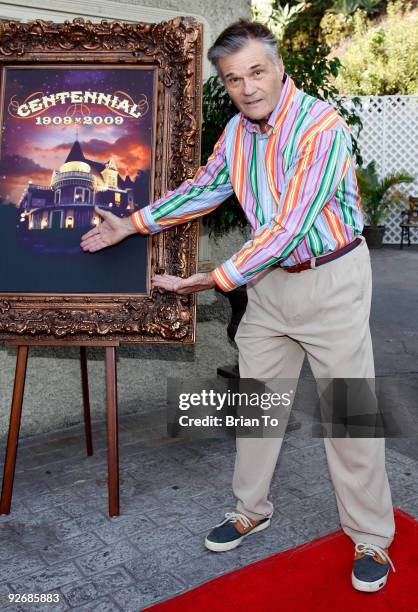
left=80, top=206, right=138, bottom=252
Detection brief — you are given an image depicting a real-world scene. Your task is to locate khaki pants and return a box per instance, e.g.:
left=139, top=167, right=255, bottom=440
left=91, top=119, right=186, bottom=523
left=234, top=239, right=395, bottom=548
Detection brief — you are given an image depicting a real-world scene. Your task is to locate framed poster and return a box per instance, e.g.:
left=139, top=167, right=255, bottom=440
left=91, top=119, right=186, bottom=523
left=0, top=17, right=202, bottom=343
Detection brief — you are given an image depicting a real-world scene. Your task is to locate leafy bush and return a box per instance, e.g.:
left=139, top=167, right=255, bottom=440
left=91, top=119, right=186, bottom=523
left=251, top=0, right=306, bottom=40
left=335, top=1, right=418, bottom=95
left=320, top=11, right=358, bottom=47
left=356, top=161, right=415, bottom=226
left=331, top=0, right=384, bottom=17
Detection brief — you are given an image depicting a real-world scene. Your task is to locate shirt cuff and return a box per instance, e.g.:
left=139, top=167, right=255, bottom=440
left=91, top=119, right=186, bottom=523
left=210, top=259, right=247, bottom=292
left=130, top=207, right=160, bottom=235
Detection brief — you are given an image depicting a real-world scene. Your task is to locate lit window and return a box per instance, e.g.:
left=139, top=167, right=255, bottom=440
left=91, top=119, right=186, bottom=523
left=92, top=216, right=100, bottom=226
left=65, top=216, right=74, bottom=229
left=41, top=217, right=48, bottom=229
left=115, top=193, right=121, bottom=203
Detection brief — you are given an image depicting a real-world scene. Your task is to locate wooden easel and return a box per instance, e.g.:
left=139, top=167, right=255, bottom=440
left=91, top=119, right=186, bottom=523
left=0, top=340, right=120, bottom=517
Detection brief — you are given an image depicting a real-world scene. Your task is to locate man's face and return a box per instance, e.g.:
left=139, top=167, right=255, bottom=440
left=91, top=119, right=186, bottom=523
left=218, top=39, right=284, bottom=125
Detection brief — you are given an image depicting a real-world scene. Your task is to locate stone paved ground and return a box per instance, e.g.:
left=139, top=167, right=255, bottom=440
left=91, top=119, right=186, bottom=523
left=0, top=247, right=417, bottom=612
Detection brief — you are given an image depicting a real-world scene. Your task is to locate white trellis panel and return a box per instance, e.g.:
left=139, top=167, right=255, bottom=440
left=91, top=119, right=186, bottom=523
left=338, top=95, right=418, bottom=244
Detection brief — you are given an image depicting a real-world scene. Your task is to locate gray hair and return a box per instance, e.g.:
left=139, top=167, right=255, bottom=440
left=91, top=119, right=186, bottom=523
left=207, top=20, right=281, bottom=77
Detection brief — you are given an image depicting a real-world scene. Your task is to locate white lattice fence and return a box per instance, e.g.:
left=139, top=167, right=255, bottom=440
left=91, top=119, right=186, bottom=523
left=339, top=95, right=418, bottom=244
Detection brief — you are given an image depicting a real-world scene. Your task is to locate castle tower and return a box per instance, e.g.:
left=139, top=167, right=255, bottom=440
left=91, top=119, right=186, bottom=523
left=64, top=139, right=86, bottom=163
left=101, top=158, right=118, bottom=189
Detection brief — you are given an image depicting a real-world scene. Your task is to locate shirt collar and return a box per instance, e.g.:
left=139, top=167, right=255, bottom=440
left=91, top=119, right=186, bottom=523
left=240, top=73, right=297, bottom=135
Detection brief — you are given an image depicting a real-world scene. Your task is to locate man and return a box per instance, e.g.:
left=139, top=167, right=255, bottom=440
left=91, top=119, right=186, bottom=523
left=81, top=20, right=396, bottom=592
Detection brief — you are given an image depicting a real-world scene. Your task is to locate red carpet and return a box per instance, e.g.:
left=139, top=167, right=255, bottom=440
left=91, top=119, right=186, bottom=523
left=144, top=509, right=418, bottom=612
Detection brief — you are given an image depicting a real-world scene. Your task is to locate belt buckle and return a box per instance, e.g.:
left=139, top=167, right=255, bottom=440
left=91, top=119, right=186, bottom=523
left=310, top=256, right=317, bottom=270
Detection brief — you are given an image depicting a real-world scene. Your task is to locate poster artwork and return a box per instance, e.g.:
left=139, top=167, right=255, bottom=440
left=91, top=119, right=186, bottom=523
left=0, top=66, right=155, bottom=294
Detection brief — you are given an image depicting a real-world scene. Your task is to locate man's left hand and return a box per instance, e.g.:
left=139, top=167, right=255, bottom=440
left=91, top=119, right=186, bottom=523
left=152, top=272, right=216, bottom=295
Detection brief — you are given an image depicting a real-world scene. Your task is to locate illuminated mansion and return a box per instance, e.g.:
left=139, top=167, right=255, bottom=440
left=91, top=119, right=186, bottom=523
left=18, top=139, right=146, bottom=230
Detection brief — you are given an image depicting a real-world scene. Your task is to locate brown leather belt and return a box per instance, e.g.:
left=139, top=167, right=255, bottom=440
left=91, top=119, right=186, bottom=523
left=280, top=236, right=363, bottom=273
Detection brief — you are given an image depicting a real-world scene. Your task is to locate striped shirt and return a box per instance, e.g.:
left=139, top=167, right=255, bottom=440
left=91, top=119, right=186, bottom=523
left=131, top=74, right=364, bottom=292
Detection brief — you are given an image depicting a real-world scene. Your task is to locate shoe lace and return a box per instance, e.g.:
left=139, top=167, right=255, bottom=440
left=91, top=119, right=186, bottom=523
left=218, top=511, right=253, bottom=530
left=355, top=543, right=396, bottom=573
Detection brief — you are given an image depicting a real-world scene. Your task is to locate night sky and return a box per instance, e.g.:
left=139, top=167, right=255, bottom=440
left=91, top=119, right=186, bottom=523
left=0, top=66, right=154, bottom=204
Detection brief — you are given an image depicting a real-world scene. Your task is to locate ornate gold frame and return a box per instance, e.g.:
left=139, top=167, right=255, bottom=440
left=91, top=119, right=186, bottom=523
left=0, top=17, right=202, bottom=343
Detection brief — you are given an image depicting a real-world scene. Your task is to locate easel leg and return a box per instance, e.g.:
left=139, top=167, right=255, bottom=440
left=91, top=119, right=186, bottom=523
left=0, top=345, right=29, bottom=515
left=105, top=346, right=119, bottom=517
left=80, top=347, right=93, bottom=457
